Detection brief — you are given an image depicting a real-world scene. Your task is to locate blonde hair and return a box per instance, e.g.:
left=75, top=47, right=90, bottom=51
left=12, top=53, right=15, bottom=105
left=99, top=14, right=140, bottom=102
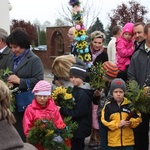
left=52, top=55, right=76, bottom=80
left=0, top=80, right=16, bottom=124
left=90, top=30, right=105, bottom=42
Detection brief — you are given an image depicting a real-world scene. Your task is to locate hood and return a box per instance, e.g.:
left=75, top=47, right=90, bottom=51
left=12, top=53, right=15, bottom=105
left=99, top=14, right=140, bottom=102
left=79, top=82, right=94, bottom=97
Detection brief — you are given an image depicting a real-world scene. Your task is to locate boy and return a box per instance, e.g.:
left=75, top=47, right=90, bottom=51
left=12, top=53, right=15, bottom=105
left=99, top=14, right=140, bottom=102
left=59, top=63, right=92, bottom=150
left=101, top=78, right=141, bottom=150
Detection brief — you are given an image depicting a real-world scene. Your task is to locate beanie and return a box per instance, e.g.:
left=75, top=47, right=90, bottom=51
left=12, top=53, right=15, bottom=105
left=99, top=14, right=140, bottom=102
left=110, top=78, right=126, bottom=95
left=122, top=23, right=134, bottom=35
left=70, top=64, right=87, bottom=80
left=32, top=80, right=51, bottom=95
left=0, top=28, right=8, bottom=41
left=102, top=61, right=119, bottom=80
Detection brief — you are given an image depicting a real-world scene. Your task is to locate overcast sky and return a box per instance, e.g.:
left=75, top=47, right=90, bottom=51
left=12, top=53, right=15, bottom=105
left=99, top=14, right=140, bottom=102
left=9, top=0, right=150, bottom=28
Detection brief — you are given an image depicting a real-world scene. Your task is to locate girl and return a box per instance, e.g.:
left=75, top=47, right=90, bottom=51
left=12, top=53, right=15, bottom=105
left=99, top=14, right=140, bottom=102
left=116, top=23, right=134, bottom=82
left=23, top=80, right=66, bottom=150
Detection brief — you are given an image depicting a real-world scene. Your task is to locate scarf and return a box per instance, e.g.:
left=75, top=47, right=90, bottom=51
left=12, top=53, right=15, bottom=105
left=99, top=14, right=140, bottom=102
left=13, top=49, right=29, bottom=72
left=90, top=46, right=103, bottom=63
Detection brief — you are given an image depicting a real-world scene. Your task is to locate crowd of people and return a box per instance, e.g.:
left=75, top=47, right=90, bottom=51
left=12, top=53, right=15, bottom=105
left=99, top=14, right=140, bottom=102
left=0, top=20, right=150, bottom=150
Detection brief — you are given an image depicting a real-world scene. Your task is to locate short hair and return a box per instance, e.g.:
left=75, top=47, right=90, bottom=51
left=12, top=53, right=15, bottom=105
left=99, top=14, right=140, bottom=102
left=134, top=22, right=145, bottom=27
left=52, top=55, right=76, bottom=80
left=90, top=31, right=105, bottom=42
left=0, top=28, right=8, bottom=42
left=144, top=22, right=150, bottom=34
left=6, top=27, right=30, bottom=49
left=111, top=25, right=122, bottom=35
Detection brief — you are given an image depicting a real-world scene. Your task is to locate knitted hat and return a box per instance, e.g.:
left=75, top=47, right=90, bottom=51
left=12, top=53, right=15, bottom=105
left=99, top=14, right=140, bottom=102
left=102, top=61, right=119, bottom=80
left=0, top=28, right=8, bottom=41
left=110, top=78, right=126, bottom=95
left=32, top=80, right=51, bottom=95
left=70, top=64, right=87, bottom=80
left=122, top=23, right=134, bottom=35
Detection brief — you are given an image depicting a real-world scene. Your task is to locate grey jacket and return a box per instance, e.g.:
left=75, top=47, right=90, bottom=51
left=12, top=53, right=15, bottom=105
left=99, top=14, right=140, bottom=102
left=128, top=40, right=150, bottom=87
left=0, top=119, right=37, bottom=150
left=0, top=46, right=13, bottom=70
left=7, top=50, right=44, bottom=90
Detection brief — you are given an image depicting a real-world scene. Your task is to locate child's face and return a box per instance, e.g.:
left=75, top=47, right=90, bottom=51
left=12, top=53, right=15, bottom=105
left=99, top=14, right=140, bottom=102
left=70, top=76, right=83, bottom=87
left=113, top=88, right=124, bottom=102
left=123, top=32, right=132, bottom=41
left=35, top=95, right=49, bottom=107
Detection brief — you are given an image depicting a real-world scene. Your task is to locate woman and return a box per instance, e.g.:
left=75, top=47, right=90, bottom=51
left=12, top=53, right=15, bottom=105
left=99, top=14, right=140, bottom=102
left=51, top=54, right=86, bottom=89
left=88, top=30, right=108, bottom=148
left=0, top=80, right=37, bottom=150
left=6, top=27, right=44, bottom=142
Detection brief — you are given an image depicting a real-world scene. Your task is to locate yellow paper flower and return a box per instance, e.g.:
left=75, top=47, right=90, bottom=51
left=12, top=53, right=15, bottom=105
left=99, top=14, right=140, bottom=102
left=75, top=30, right=79, bottom=37
left=84, top=53, right=92, bottom=62
left=79, top=29, right=86, bottom=35
left=78, top=43, right=85, bottom=49
left=78, top=54, right=84, bottom=61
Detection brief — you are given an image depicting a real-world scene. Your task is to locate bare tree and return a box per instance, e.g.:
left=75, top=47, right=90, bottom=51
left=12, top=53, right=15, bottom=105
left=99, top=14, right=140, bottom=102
left=56, top=0, right=104, bottom=28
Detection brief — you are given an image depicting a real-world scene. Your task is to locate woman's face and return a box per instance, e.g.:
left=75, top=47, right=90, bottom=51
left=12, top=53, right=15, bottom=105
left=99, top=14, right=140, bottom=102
left=9, top=44, right=25, bottom=56
left=91, top=37, right=103, bottom=51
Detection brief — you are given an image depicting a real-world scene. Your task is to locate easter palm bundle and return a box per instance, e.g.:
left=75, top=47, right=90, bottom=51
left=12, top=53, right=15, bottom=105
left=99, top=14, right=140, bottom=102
left=27, top=117, right=78, bottom=150
left=88, top=62, right=106, bottom=90
left=125, top=80, right=150, bottom=120
left=51, top=86, right=74, bottom=109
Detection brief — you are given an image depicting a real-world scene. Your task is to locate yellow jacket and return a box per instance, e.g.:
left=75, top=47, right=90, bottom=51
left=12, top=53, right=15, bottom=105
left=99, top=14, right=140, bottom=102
left=101, top=97, right=141, bottom=147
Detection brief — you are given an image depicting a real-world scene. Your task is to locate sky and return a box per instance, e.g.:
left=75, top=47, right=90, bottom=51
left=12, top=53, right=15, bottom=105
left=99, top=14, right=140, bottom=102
left=9, top=0, right=150, bottom=28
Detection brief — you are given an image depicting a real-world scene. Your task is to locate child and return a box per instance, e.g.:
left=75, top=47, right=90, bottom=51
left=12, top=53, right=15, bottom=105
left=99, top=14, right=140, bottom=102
left=59, top=63, right=93, bottom=150
left=23, top=80, right=66, bottom=150
left=101, top=78, right=141, bottom=150
left=97, top=61, right=119, bottom=150
left=0, top=80, right=37, bottom=150
left=51, top=54, right=86, bottom=89
left=116, top=23, right=134, bottom=82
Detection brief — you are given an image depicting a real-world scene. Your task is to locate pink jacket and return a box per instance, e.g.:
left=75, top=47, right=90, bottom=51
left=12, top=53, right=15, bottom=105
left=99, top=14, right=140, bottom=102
left=116, top=36, right=134, bottom=71
left=23, top=98, right=66, bottom=136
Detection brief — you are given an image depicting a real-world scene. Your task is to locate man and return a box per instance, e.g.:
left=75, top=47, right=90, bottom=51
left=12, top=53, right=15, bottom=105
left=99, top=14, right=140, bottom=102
left=0, top=28, right=13, bottom=69
left=68, top=27, right=77, bottom=56
left=128, top=22, right=150, bottom=150
left=107, top=25, right=122, bottom=64
left=133, top=22, right=145, bottom=52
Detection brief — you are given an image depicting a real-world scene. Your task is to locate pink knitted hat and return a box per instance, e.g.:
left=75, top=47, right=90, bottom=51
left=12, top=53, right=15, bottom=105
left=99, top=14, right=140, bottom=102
left=122, top=22, right=134, bottom=35
left=32, top=80, right=51, bottom=95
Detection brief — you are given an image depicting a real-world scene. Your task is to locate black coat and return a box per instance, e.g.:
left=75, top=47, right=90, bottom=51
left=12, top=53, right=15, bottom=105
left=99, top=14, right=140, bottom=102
left=93, top=51, right=108, bottom=65
left=0, top=46, right=13, bottom=70
left=60, top=86, right=92, bottom=138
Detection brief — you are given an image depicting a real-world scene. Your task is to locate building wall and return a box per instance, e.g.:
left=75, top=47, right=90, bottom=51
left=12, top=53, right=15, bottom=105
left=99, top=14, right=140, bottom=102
left=33, top=26, right=71, bottom=69
left=0, top=0, right=10, bottom=34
